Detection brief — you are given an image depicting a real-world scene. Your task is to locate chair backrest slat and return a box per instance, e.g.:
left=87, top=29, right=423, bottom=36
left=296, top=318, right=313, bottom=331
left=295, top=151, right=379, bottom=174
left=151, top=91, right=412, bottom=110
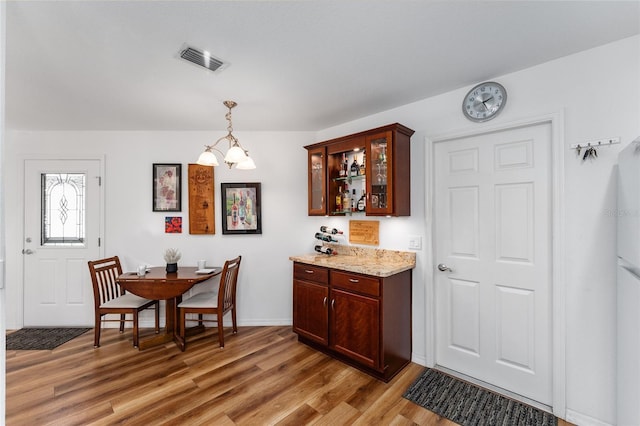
left=218, top=256, right=241, bottom=312
left=88, top=256, right=124, bottom=306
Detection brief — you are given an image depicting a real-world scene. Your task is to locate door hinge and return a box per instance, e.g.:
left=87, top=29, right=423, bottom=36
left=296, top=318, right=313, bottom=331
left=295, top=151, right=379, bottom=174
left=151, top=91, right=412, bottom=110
left=98, top=237, right=101, bottom=247
left=96, top=176, right=102, bottom=186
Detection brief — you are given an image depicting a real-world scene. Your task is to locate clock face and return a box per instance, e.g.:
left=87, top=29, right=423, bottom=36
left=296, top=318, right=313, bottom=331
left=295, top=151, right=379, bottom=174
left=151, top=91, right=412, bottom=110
left=462, top=82, right=507, bottom=122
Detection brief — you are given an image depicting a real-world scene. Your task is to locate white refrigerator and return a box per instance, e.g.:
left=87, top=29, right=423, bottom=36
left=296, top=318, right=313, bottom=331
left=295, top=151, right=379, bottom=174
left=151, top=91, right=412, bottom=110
left=617, top=136, right=640, bottom=426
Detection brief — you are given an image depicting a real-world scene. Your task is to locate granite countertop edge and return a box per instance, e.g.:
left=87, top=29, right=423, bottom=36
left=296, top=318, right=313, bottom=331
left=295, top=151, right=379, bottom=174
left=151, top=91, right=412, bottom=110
left=289, top=254, right=416, bottom=278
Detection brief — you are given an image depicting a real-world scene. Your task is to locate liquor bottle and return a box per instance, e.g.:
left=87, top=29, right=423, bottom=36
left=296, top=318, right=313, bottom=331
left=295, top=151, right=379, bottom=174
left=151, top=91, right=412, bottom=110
left=320, top=226, right=343, bottom=235
left=350, top=155, right=359, bottom=177
left=357, top=190, right=366, bottom=212
left=342, top=184, right=350, bottom=213
left=314, top=232, right=338, bottom=242
left=351, top=189, right=357, bottom=212
left=335, top=186, right=342, bottom=212
left=231, top=193, right=239, bottom=226
left=315, top=245, right=337, bottom=255
left=342, top=153, right=348, bottom=177
left=359, top=152, right=366, bottom=176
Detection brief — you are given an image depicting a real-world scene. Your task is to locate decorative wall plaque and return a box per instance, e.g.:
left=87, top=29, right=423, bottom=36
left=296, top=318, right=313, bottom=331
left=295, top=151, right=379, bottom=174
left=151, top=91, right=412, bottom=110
left=349, top=220, right=379, bottom=246
left=188, top=164, right=215, bottom=234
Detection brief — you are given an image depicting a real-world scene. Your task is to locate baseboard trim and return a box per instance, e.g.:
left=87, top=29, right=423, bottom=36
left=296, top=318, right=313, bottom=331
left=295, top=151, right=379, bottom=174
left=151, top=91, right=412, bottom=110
left=565, top=409, right=612, bottom=426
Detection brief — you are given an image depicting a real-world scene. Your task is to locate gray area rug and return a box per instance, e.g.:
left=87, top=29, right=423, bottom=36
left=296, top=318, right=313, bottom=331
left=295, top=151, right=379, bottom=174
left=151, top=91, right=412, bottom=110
left=403, top=368, right=557, bottom=426
left=6, top=328, right=91, bottom=350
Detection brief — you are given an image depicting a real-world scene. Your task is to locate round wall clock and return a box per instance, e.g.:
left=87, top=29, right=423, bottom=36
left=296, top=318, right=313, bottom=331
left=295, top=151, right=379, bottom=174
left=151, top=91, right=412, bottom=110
left=462, top=81, right=507, bottom=122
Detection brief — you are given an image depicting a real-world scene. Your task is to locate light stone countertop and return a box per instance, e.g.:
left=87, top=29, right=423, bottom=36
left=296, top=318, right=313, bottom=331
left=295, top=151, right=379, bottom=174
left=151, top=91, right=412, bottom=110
left=289, top=244, right=416, bottom=278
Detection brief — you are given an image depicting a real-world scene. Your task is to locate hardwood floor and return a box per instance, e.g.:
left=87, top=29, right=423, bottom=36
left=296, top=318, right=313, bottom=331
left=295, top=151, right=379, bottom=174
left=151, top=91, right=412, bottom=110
left=6, top=326, right=569, bottom=425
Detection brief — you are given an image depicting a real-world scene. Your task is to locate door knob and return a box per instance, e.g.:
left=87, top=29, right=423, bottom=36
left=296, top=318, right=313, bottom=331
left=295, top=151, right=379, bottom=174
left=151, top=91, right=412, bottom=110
left=437, top=263, right=452, bottom=272
left=22, top=249, right=34, bottom=255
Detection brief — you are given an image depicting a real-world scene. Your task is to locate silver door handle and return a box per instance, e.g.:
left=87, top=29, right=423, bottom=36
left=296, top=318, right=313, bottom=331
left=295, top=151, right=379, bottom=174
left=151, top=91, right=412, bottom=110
left=22, top=249, right=34, bottom=255
left=437, top=263, right=452, bottom=272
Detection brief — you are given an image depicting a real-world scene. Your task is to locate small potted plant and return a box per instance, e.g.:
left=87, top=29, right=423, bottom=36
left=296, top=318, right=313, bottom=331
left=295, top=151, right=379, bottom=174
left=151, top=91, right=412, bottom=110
left=164, top=248, right=181, bottom=273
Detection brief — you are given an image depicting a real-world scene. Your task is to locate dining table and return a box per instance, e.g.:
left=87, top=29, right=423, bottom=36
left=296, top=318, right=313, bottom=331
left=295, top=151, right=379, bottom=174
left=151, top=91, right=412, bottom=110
left=117, top=266, right=221, bottom=350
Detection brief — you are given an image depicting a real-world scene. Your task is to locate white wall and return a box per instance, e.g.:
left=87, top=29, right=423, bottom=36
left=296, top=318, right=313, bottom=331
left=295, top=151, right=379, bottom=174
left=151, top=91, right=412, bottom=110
left=4, top=34, right=639, bottom=425
left=316, top=35, right=640, bottom=425
left=4, top=131, right=317, bottom=329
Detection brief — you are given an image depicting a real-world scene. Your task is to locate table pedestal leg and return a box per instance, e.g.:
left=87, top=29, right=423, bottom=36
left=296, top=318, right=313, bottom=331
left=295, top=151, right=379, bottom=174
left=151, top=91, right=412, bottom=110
left=137, top=298, right=178, bottom=351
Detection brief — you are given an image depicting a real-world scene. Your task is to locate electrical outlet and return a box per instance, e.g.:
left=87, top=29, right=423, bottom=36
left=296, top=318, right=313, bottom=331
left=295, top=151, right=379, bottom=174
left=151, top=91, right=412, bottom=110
left=408, top=235, right=422, bottom=250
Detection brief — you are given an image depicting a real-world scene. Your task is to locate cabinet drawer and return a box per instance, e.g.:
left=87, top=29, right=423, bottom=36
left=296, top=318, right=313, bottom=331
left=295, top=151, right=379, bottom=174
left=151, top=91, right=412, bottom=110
left=331, top=270, right=380, bottom=297
left=294, top=263, right=329, bottom=285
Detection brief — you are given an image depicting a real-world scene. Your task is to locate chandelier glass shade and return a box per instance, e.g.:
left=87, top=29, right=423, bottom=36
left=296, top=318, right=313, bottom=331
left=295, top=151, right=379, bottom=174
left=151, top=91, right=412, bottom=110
left=197, top=100, right=256, bottom=169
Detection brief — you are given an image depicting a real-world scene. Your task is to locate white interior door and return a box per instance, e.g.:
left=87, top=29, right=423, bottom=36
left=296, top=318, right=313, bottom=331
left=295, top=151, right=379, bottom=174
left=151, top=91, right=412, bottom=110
left=434, top=122, right=552, bottom=406
left=23, top=159, right=102, bottom=326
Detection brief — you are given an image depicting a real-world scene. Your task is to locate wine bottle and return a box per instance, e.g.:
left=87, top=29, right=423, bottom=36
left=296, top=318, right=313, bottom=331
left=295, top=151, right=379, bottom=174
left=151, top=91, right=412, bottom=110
left=357, top=190, right=366, bottom=212
left=352, top=189, right=357, bottom=212
left=336, top=186, right=342, bottom=212
left=350, top=155, right=359, bottom=177
left=315, top=245, right=337, bottom=255
left=231, top=193, right=239, bottom=226
left=359, top=152, right=366, bottom=176
left=320, top=226, right=343, bottom=234
left=315, top=232, right=338, bottom=242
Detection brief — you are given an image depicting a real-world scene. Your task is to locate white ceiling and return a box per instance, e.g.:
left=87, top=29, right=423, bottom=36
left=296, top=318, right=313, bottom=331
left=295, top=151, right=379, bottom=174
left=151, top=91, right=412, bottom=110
left=5, top=1, right=640, bottom=132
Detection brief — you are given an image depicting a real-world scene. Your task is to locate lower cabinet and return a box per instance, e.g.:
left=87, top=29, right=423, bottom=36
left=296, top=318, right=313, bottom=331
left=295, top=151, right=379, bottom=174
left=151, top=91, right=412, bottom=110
left=292, top=261, right=412, bottom=382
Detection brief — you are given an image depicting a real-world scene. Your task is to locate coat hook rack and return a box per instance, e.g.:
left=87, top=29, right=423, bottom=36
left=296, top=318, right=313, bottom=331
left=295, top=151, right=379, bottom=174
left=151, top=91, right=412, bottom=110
left=570, top=137, right=620, bottom=161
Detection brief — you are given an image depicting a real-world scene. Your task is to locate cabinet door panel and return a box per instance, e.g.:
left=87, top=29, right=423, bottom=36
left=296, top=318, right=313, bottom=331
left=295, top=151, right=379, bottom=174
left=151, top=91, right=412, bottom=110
left=293, top=280, right=329, bottom=345
left=308, top=147, right=326, bottom=215
left=330, top=289, right=380, bottom=369
left=366, top=131, right=394, bottom=216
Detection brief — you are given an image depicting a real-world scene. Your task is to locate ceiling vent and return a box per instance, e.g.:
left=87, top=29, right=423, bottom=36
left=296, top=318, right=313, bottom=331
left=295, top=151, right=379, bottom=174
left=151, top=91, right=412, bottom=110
left=179, top=45, right=227, bottom=73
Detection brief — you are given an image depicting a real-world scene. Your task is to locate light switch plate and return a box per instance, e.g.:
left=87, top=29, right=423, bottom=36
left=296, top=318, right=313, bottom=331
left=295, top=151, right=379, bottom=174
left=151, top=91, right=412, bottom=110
left=408, top=235, right=422, bottom=250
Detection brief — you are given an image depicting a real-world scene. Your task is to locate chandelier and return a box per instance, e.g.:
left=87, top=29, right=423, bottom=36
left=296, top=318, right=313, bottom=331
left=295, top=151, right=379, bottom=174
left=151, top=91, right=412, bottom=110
left=197, top=100, right=256, bottom=169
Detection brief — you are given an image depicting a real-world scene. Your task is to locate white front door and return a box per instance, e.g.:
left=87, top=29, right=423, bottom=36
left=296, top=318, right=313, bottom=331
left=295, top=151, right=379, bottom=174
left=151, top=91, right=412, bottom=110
left=23, top=159, right=102, bottom=326
left=434, top=122, right=552, bottom=406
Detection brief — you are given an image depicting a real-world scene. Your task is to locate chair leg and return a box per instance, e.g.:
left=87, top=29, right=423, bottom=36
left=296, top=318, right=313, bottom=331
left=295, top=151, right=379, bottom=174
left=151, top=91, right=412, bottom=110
left=232, top=306, right=238, bottom=334
left=132, top=312, right=139, bottom=348
left=119, top=314, right=126, bottom=333
left=94, top=313, right=101, bottom=348
left=179, top=308, right=186, bottom=352
left=217, top=313, right=225, bottom=348
left=154, top=302, right=160, bottom=334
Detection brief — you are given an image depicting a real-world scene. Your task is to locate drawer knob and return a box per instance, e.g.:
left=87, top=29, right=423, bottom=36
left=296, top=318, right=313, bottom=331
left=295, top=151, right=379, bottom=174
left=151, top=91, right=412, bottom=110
left=305, top=270, right=315, bottom=274
left=349, top=278, right=359, bottom=283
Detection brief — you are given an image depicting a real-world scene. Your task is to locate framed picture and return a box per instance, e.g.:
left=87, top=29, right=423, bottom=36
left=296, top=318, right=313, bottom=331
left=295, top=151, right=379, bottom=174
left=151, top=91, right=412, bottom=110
left=221, top=182, right=262, bottom=235
left=153, top=163, right=182, bottom=212
left=165, top=217, right=183, bottom=233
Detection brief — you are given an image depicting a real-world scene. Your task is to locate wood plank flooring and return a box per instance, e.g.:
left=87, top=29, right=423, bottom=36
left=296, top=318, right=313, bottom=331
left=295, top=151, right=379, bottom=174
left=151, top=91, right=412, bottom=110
left=6, top=326, right=569, bottom=425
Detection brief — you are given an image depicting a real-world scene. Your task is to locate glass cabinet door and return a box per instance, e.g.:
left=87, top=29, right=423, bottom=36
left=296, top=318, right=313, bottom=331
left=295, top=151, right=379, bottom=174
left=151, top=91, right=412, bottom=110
left=366, top=131, right=393, bottom=215
left=308, top=146, right=326, bottom=215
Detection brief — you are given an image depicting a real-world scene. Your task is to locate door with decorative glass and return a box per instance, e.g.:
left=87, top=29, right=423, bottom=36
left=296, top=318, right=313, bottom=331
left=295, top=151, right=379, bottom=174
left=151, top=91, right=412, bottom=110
left=23, top=159, right=102, bottom=326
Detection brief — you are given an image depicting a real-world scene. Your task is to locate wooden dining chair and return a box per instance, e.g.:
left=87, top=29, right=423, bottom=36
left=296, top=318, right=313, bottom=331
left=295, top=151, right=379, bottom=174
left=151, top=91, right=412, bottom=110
left=178, top=255, right=242, bottom=350
left=87, top=256, right=159, bottom=348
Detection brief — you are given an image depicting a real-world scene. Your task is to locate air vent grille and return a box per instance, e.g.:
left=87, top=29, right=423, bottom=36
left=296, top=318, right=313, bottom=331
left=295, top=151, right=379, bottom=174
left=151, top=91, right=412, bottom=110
left=179, top=46, right=225, bottom=73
